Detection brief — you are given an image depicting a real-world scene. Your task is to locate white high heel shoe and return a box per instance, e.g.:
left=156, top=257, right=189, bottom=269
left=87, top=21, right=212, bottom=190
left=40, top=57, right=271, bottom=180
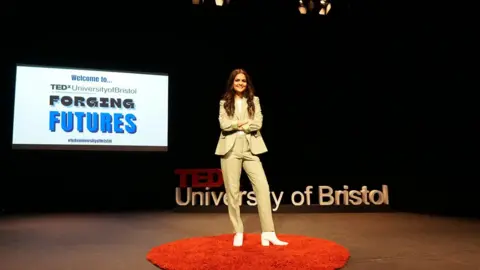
left=261, top=232, right=288, bottom=246
left=233, top=233, right=243, bottom=247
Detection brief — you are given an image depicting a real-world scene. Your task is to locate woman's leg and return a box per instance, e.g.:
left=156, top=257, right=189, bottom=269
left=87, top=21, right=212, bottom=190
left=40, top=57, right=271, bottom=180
left=242, top=155, right=275, bottom=232
left=220, top=141, right=244, bottom=234
left=243, top=144, right=287, bottom=245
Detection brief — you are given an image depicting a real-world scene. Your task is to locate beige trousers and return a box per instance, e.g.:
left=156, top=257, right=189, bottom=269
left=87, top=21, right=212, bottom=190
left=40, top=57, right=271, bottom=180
left=220, top=133, right=275, bottom=233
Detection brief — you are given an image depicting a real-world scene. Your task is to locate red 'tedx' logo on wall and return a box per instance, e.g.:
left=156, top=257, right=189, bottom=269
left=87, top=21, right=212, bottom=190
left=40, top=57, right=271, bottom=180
left=174, top=169, right=224, bottom=188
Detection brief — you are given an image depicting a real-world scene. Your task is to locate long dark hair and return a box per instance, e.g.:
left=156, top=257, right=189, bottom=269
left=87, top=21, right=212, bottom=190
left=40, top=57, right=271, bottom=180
left=222, top=69, right=255, bottom=118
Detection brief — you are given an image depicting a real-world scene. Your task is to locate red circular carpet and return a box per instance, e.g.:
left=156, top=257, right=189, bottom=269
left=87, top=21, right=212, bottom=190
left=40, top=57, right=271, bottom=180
left=146, top=234, right=350, bottom=270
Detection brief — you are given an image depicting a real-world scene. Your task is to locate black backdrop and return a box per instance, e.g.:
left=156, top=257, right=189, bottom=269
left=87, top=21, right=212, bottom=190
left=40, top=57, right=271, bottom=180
left=2, top=1, right=478, bottom=217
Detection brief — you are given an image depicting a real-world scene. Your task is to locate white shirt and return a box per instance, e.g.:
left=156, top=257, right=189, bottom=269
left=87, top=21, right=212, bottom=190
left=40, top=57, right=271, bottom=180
left=236, top=99, right=245, bottom=135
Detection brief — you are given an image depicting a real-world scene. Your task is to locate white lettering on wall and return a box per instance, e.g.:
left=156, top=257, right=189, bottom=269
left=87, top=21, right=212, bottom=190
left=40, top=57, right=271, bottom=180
left=175, top=185, right=390, bottom=211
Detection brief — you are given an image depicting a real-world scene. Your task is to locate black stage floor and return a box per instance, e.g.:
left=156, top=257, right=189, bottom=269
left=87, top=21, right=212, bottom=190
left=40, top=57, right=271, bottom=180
left=1, top=211, right=479, bottom=270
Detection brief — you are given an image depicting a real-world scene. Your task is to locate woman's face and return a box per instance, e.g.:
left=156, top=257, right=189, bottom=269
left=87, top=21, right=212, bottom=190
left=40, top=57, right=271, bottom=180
left=233, top=73, right=247, bottom=94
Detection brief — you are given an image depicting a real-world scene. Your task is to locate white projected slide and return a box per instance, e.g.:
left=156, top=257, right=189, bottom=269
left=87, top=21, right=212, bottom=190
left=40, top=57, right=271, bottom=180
left=12, top=65, right=169, bottom=151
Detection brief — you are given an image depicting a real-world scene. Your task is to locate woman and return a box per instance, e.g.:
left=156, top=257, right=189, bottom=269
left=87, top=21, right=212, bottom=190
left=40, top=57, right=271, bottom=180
left=215, top=69, right=288, bottom=247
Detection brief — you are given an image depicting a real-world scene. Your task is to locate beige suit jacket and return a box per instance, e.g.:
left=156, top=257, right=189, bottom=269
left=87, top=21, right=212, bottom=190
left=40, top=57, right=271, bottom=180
left=215, top=96, right=268, bottom=156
